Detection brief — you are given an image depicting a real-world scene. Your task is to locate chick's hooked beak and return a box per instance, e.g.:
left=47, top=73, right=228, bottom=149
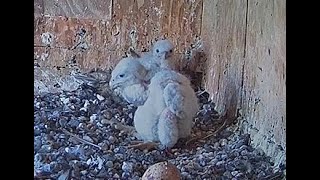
left=165, top=51, right=173, bottom=59
left=109, top=78, right=118, bottom=90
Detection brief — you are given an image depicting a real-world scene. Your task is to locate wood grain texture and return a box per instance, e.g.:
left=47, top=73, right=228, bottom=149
left=34, top=0, right=203, bottom=68
left=240, top=0, right=286, bottom=164
left=43, top=0, right=113, bottom=20
left=34, top=0, right=203, bottom=94
left=202, top=0, right=286, bottom=165
left=34, top=0, right=44, bottom=16
left=201, top=0, right=247, bottom=119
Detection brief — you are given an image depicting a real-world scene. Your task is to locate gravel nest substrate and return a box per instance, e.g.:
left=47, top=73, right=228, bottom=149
left=34, top=73, right=285, bottom=180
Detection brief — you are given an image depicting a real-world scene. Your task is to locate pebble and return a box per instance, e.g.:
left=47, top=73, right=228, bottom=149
left=59, top=119, right=67, bottom=127
left=216, top=160, right=225, bottom=167
left=223, top=171, right=233, bottom=179
left=231, top=170, right=239, bottom=176
left=220, top=138, right=228, bottom=146
left=90, top=114, right=97, bottom=122
left=122, top=161, right=133, bottom=173
left=105, top=161, right=113, bottom=168
left=213, top=142, right=220, bottom=149
left=221, top=154, right=228, bottom=160
left=104, top=111, right=112, bottom=120
left=83, top=135, right=93, bottom=143
left=96, top=94, right=105, bottom=101
left=113, top=173, right=120, bottom=178
left=108, top=136, right=116, bottom=143
left=34, top=137, right=42, bottom=151
left=240, top=145, right=248, bottom=151
left=39, top=144, right=52, bottom=153
left=68, top=119, right=79, bottom=128
left=181, top=171, right=189, bottom=177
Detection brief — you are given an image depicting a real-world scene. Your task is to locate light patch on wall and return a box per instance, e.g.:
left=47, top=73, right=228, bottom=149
left=129, top=29, right=138, bottom=49
left=40, top=53, right=49, bottom=61
left=41, top=32, right=54, bottom=46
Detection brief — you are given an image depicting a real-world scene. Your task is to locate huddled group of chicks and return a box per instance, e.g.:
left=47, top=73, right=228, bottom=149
left=109, top=39, right=199, bottom=151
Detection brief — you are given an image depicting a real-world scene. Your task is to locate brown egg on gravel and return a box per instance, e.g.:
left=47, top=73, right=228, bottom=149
left=142, top=161, right=181, bottom=180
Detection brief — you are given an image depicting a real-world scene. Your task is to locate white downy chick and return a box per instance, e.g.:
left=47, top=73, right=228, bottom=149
left=132, top=39, right=175, bottom=81
left=134, top=69, right=199, bottom=149
left=109, top=57, right=149, bottom=106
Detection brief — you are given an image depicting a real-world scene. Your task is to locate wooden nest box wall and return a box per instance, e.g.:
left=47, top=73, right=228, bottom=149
left=34, top=0, right=286, bottom=165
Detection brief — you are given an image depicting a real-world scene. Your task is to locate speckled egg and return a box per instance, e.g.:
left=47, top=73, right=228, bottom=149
left=142, top=161, right=181, bottom=180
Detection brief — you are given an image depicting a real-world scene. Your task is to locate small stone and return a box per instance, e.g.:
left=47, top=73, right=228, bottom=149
left=90, top=114, right=97, bottom=122
left=216, top=160, right=225, bottom=167
left=115, top=153, right=124, bottom=159
left=101, top=118, right=109, bottom=125
left=35, top=102, right=41, bottom=108
left=199, top=159, right=206, bottom=166
left=60, top=97, right=70, bottom=104
left=78, top=123, right=85, bottom=129
left=241, top=149, right=248, bottom=156
left=206, top=152, right=214, bottom=157
left=225, top=163, right=236, bottom=171
left=108, top=136, right=116, bottom=143
left=113, top=173, right=120, bottom=178
left=80, top=170, right=87, bottom=175
left=235, top=172, right=244, bottom=178
left=39, top=144, right=52, bottom=153
left=34, top=126, right=41, bottom=136
left=257, top=171, right=266, bottom=178
left=34, top=153, right=43, bottom=162
left=128, top=113, right=133, bottom=119
left=68, top=119, right=80, bottom=128
left=239, top=145, right=248, bottom=151
left=221, top=154, right=228, bottom=160
left=97, top=156, right=104, bottom=170
left=105, top=161, right=113, bottom=168
left=59, top=119, right=67, bottom=127
left=210, top=158, right=218, bottom=165
left=34, top=136, right=42, bottom=151
left=215, top=166, right=225, bottom=174
left=65, top=147, right=70, bottom=153
left=181, top=171, right=189, bottom=177
left=78, top=116, right=88, bottom=121
left=104, top=111, right=112, bottom=120
left=42, top=164, right=52, bottom=173
left=94, top=99, right=100, bottom=104
left=86, top=158, right=92, bottom=165
left=214, top=142, right=220, bottom=149
left=231, top=170, right=239, bottom=176
left=122, top=172, right=130, bottom=178
left=223, top=171, right=233, bottom=179
left=97, top=94, right=105, bottom=101
left=192, top=162, right=202, bottom=170
left=220, top=138, right=228, bottom=146
left=83, top=136, right=94, bottom=143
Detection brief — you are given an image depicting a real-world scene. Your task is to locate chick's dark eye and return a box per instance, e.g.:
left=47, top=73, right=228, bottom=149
left=119, top=74, right=125, bottom=78
left=156, top=49, right=159, bottom=53
left=169, top=49, right=173, bottom=53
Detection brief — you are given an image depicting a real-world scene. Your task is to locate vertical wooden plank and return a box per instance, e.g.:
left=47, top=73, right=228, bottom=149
left=201, top=0, right=247, bottom=119
left=241, top=0, right=286, bottom=163
left=34, top=0, right=44, bottom=16
left=201, top=0, right=286, bottom=165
